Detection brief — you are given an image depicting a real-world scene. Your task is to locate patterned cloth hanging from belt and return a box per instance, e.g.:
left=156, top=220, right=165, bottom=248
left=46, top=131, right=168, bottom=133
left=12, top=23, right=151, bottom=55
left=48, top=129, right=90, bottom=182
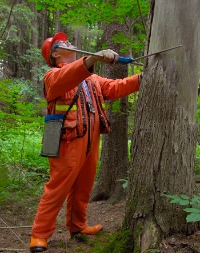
left=83, top=80, right=95, bottom=113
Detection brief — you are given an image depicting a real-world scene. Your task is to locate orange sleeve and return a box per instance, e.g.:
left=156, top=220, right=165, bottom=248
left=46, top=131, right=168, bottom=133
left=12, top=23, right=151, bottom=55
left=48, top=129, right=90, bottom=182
left=44, top=57, right=93, bottom=101
left=92, top=74, right=140, bottom=100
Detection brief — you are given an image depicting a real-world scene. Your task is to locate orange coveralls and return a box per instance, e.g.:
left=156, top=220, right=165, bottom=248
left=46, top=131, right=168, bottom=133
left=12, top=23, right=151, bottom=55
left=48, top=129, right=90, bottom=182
left=32, top=57, right=140, bottom=239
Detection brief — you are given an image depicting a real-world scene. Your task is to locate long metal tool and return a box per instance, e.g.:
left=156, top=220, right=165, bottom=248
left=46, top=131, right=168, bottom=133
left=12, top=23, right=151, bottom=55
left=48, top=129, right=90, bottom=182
left=118, top=45, right=182, bottom=64
left=54, top=44, right=103, bottom=57
left=54, top=44, right=182, bottom=65
left=54, top=44, right=144, bottom=66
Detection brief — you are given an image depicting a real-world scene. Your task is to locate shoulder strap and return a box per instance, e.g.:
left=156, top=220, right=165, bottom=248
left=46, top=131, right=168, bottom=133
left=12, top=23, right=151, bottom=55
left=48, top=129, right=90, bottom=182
left=64, top=82, right=83, bottom=116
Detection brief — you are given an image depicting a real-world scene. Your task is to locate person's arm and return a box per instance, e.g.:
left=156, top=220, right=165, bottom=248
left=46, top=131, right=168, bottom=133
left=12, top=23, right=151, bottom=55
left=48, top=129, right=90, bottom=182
left=44, top=58, right=92, bottom=101
left=45, top=49, right=121, bottom=101
left=93, top=74, right=141, bottom=100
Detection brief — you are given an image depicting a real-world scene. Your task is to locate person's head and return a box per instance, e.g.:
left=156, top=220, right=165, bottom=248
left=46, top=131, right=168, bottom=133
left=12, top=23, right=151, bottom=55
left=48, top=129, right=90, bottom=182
left=41, top=32, right=75, bottom=67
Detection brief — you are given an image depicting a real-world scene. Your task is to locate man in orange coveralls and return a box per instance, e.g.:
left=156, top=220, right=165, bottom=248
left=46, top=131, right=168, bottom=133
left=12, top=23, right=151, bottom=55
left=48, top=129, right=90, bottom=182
left=30, top=32, right=142, bottom=252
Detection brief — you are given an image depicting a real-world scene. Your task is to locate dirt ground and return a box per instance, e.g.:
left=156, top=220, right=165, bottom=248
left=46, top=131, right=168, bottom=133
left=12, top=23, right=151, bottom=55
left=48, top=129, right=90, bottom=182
left=1, top=197, right=200, bottom=253
left=0, top=198, right=125, bottom=253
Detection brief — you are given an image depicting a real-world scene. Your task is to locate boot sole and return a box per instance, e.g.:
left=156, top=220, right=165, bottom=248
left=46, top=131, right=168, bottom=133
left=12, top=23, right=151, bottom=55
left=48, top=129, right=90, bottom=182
left=30, top=246, right=47, bottom=252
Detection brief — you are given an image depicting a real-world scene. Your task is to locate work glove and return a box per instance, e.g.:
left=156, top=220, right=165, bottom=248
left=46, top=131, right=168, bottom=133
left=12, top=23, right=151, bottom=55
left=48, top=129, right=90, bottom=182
left=95, top=49, right=119, bottom=64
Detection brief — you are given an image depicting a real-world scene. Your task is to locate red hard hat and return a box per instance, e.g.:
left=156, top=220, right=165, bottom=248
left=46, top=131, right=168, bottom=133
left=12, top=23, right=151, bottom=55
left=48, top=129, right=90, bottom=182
left=41, top=32, right=67, bottom=67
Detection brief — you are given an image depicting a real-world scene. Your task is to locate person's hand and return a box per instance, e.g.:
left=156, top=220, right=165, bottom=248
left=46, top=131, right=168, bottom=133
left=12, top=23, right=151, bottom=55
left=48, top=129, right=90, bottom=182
left=84, top=49, right=119, bottom=70
left=95, top=49, right=119, bottom=64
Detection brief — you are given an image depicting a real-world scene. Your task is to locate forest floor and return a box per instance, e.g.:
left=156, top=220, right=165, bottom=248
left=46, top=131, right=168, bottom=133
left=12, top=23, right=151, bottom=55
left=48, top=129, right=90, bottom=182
left=1, top=196, right=200, bottom=253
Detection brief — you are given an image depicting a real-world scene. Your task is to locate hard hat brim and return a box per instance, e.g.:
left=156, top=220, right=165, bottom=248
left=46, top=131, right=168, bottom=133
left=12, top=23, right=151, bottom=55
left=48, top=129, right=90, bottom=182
left=51, top=32, right=67, bottom=46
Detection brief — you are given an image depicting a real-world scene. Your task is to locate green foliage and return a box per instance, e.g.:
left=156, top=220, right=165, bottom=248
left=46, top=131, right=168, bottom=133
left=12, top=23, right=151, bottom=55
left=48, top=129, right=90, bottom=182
left=20, top=46, right=48, bottom=82
left=1, top=1, right=46, bottom=95
left=1, top=2, right=35, bottom=53
left=1, top=3, right=34, bottom=43
left=117, top=178, right=128, bottom=189
left=0, top=78, right=48, bottom=203
left=195, top=144, right=200, bottom=175
left=32, top=0, right=149, bottom=25
left=111, top=100, right=120, bottom=113
left=0, top=78, right=46, bottom=116
left=163, top=194, right=200, bottom=223
left=28, top=0, right=149, bottom=56
left=163, top=194, right=190, bottom=206
left=196, top=96, right=200, bottom=134
left=89, top=230, right=131, bottom=253
left=0, top=118, right=49, bottom=202
left=195, top=92, right=200, bottom=174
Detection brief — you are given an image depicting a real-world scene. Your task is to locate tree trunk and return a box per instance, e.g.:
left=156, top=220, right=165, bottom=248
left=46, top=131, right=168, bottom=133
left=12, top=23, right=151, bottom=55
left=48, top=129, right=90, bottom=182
left=124, top=0, right=200, bottom=252
left=40, top=9, right=48, bottom=45
left=91, top=22, right=129, bottom=203
left=31, top=3, right=38, bottom=84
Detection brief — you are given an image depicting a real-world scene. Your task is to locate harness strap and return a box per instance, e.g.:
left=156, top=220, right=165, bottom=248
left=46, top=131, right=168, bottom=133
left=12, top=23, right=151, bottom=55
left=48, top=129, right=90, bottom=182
left=64, top=82, right=83, bottom=117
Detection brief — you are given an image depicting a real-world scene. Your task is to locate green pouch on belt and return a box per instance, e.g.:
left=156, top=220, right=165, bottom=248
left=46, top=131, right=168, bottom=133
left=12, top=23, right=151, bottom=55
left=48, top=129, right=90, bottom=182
left=40, top=114, right=65, bottom=158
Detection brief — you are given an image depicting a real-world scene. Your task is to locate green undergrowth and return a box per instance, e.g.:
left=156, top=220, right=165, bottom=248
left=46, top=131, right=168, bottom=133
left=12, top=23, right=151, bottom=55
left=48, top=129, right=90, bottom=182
left=87, top=229, right=131, bottom=253
left=0, top=116, right=49, bottom=204
left=65, top=230, right=131, bottom=253
left=69, top=229, right=161, bottom=253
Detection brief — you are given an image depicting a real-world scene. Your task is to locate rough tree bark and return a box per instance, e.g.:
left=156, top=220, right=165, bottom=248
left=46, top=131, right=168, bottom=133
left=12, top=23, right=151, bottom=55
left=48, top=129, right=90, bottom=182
left=91, top=22, right=129, bottom=203
left=124, top=0, right=200, bottom=252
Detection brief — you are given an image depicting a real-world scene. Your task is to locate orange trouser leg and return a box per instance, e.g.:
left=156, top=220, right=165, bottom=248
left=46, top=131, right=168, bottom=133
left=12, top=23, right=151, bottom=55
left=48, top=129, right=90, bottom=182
left=31, top=134, right=88, bottom=239
left=66, top=134, right=100, bottom=233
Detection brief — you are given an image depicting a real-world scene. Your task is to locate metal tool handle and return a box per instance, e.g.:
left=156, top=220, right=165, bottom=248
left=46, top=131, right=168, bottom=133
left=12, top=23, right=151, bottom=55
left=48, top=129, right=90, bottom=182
left=118, top=56, right=134, bottom=64
left=53, top=44, right=182, bottom=66
left=54, top=44, right=103, bottom=58
left=55, top=45, right=135, bottom=63
left=54, top=44, right=143, bottom=66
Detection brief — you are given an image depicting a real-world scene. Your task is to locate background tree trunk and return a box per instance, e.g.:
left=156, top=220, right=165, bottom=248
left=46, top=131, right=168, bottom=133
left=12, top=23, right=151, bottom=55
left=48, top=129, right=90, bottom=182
left=91, top=22, right=129, bottom=203
left=124, top=0, right=200, bottom=252
left=31, top=3, right=38, bottom=84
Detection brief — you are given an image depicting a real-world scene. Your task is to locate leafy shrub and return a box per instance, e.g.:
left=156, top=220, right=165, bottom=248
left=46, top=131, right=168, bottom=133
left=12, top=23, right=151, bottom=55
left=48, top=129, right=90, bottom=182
left=0, top=117, right=49, bottom=202
left=0, top=78, right=48, bottom=202
left=195, top=144, right=200, bottom=175
left=163, top=194, right=200, bottom=222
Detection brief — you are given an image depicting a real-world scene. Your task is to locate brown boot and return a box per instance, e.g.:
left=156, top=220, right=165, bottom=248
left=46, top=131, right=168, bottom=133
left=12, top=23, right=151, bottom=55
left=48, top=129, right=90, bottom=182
left=71, top=224, right=103, bottom=238
left=30, top=236, right=47, bottom=252
left=80, top=224, right=103, bottom=235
